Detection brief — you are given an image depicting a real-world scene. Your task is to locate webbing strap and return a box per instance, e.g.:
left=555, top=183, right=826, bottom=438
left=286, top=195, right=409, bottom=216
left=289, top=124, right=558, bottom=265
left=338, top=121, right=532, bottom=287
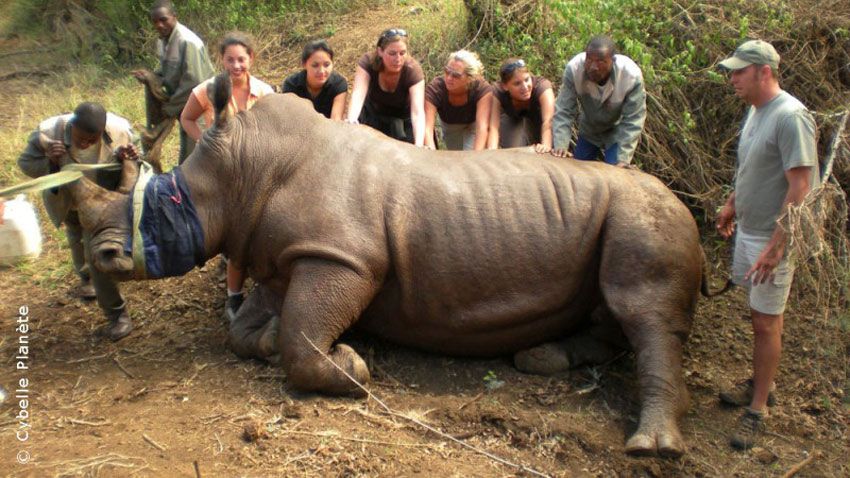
left=131, top=161, right=155, bottom=279
left=0, top=163, right=121, bottom=198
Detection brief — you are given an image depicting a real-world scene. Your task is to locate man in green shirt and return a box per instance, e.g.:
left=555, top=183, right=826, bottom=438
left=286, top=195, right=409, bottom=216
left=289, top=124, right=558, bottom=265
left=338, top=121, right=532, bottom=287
left=18, top=102, right=141, bottom=341
left=715, top=40, right=819, bottom=450
left=132, top=0, right=214, bottom=165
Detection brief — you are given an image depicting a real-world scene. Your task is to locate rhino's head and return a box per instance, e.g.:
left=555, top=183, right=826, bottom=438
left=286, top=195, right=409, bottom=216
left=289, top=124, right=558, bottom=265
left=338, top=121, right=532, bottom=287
left=68, top=159, right=140, bottom=280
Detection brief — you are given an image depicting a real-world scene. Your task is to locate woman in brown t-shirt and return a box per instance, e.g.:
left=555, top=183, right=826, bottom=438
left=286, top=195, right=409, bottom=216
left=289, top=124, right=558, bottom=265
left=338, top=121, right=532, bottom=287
left=424, top=49, right=492, bottom=151
left=486, top=58, right=555, bottom=150
left=346, top=28, right=426, bottom=146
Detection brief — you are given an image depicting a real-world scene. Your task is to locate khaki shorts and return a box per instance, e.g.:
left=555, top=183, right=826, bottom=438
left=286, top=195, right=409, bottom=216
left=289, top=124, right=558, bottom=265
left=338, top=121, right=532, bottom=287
left=731, top=229, right=794, bottom=315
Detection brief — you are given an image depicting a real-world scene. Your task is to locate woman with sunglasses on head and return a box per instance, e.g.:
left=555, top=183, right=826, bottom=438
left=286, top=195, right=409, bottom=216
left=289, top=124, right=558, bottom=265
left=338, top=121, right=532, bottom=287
left=180, top=31, right=274, bottom=322
left=346, top=28, right=426, bottom=146
left=282, top=40, right=348, bottom=120
left=424, top=49, right=492, bottom=151
left=486, top=58, right=555, bottom=151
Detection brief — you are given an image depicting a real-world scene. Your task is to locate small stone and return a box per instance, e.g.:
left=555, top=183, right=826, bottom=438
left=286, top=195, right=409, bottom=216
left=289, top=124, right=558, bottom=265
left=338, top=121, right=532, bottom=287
left=241, top=421, right=268, bottom=443
left=752, top=446, right=778, bottom=464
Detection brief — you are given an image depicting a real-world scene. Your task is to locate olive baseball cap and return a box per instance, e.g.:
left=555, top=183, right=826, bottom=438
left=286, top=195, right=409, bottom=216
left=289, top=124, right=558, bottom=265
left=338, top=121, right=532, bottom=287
left=718, top=40, right=780, bottom=71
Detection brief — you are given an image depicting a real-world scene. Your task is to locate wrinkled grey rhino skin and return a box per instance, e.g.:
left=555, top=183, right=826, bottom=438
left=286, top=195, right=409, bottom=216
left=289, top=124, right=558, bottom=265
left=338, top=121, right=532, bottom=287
left=68, top=74, right=704, bottom=458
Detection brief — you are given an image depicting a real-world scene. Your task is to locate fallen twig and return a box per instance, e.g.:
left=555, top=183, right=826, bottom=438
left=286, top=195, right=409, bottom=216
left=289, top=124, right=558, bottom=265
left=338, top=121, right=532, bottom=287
left=143, top=433, right=167, bottom=452
left=282, top=450, right=313, bottom=466
left=194, top=460, right=202, bottom=478
left=0, top=69, right=51, bottom=81
left=67, top=418, right=111, bottom=427
left=301, top=333, right=552, bottom=478
left=458, top=392, right=483, bottom=410
left=285, top=429, right=437, bottom=448
left=45, top=453, right=146, bottom=475
left=214, top=433, right=224, bottom=454
left=68, top=353, right=109, bottom=364
left=114, top=358, right=136, bottom=379
left=781, top=450, right=820, bottom=478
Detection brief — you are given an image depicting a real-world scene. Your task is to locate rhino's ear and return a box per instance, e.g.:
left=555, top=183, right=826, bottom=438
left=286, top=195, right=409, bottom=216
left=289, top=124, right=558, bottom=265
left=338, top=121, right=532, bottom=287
left=213, top=72, right=232, bottom=129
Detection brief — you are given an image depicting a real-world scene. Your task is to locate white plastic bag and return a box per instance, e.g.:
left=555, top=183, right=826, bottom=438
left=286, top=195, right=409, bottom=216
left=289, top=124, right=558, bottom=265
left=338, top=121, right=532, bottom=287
left=0, top=194, right=43, bottom=266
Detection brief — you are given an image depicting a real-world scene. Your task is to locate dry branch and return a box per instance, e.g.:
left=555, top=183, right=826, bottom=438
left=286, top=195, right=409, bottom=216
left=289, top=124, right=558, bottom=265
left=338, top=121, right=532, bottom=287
left=114, top=358, right=136, bottom=379
left=67, top=353, right=108, bottom=364
left=143, top=433, right=167, bottom=452
left=781, top=450, right=820, bottom=478
left=67, top=417, right=111, bottom=427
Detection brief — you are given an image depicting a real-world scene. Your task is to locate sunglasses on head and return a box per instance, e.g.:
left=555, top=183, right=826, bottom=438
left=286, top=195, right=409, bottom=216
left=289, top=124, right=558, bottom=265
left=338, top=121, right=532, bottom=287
left=444, top=66, right=465, bottom=79
left=381, top=28, right=408, bottom=39
left=500, top=59, right=526, bottom=76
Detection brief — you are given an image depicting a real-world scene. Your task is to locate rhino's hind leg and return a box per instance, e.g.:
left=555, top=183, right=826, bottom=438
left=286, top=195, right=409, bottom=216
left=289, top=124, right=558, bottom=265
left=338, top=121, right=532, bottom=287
left=277, top=258, right=375, bottom=397
left=612, top=307, right=690, bottom=458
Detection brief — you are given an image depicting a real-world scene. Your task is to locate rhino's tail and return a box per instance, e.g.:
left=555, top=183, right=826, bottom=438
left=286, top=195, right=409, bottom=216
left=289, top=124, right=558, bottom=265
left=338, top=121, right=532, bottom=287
left=700, top=247, right=734, bottom=297
left=212, top=72, right=232, bottom=129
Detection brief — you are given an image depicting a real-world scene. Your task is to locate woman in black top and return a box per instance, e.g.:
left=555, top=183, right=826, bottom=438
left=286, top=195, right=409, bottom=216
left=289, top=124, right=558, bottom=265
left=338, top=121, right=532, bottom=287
left=282, top=40, right=348, bottom=120
left=345, top=28, right=426, bottom=145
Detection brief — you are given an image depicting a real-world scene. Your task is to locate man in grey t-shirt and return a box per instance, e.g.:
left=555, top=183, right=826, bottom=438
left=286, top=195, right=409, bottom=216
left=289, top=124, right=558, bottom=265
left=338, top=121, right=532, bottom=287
left=715, top=40, right=818, bottom=450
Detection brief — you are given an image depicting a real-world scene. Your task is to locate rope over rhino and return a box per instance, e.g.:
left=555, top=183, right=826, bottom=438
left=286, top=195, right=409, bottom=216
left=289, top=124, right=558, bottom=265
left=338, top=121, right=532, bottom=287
left=64, top=72, right=725, bottom=458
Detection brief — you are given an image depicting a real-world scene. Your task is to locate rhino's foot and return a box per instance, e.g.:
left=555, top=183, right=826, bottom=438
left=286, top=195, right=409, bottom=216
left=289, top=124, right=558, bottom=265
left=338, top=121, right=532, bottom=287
left=256, top=315, right=280, bottom=357
left=514, top=342, right=570, bottom=376
left=625, top=423, right=685, bottom=458
left=288, top=343, right=370, bottom=398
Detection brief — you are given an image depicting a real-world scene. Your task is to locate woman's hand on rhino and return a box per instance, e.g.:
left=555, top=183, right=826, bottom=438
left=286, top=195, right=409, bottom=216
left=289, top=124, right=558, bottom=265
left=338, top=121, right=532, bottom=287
left=549, top=148, right=572, bottom=159
left=533, top=143, right=551, bottom=154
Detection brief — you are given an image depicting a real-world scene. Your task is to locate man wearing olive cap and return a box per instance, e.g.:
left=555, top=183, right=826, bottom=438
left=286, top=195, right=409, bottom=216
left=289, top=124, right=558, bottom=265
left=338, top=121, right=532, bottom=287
left=715, top=39, right=819, bottom=450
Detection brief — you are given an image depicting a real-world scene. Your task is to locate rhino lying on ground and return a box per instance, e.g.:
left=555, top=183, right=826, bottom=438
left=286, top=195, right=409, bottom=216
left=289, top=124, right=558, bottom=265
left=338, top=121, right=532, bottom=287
left=65, top=74, right=709, bottom=457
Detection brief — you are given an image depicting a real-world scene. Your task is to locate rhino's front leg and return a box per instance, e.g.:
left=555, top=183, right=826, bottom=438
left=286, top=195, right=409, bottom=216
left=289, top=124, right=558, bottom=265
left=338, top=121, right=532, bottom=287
left=228, top=284, right=283, bottom=360
left=277, top=257, right=377, bottom=397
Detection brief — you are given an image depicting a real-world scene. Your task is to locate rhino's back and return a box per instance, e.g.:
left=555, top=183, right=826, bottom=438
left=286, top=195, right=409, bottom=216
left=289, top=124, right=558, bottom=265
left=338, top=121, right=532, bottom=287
left=357, top=152, right=616, bottom=355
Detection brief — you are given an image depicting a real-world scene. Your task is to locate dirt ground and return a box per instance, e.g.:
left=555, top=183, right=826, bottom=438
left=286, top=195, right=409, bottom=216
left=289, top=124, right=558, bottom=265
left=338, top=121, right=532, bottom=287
left=1, top=5, right=849, bottom=478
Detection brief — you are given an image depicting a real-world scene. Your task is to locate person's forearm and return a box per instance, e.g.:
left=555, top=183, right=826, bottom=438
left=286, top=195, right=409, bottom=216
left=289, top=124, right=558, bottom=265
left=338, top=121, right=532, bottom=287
left=767, top=176, right=811, bottom=253
left=180, top=117, right=203, bottom=142
left=473, top=122, right=488, bottom=151
left=347, top=90, right=366, bottom=122
left=330, top=94, right=347, bottom=121
left=540, top=120, right=553, bottom=149
left=412, top=110, right=425, bottom=146
left=347, top=68, right=370, bottom=123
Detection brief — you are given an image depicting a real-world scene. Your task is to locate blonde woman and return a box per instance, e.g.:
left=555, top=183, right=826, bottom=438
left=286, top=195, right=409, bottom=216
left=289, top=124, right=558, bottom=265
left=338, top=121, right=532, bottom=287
left=424, top=50, right=492, bottom=151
